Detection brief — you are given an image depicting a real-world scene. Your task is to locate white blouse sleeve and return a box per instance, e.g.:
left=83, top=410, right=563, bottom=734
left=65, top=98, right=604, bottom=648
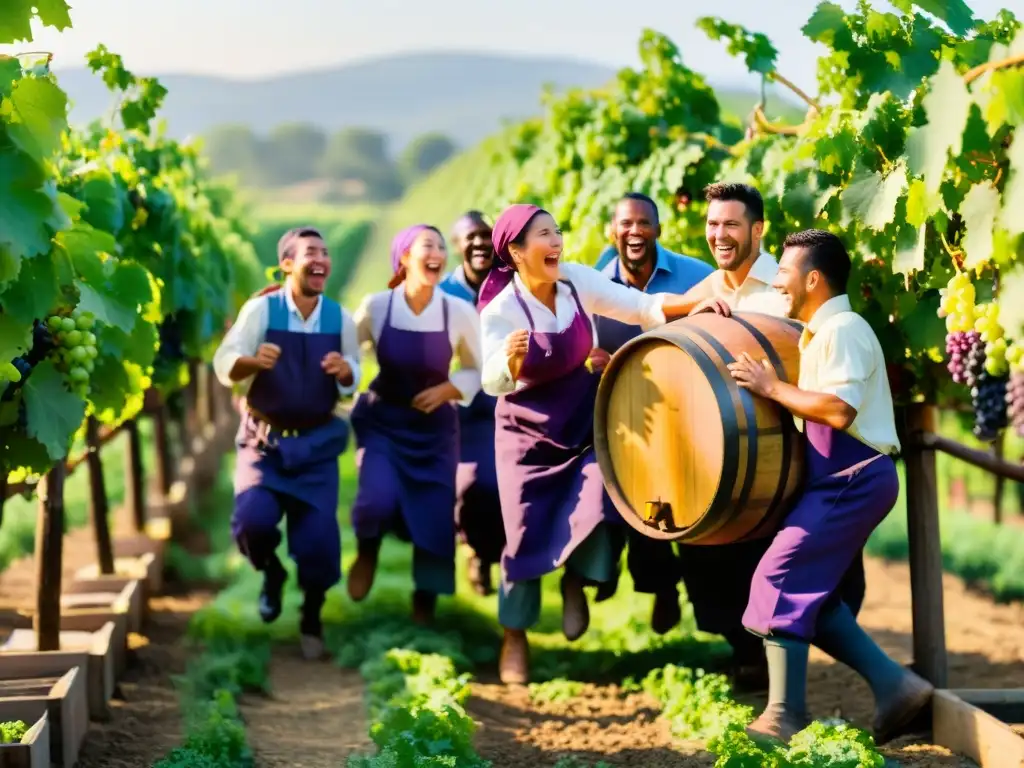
left=353, top=293, right=378, bottom=355
left=561, top=262, right=666, bottom=330
left=213, top=296, right=268, bottom=387
left=338, top=307, right=361, bottom=397
left=480, top=302, right=519, bottom=396
left=446, top=297, right=483, bottom=406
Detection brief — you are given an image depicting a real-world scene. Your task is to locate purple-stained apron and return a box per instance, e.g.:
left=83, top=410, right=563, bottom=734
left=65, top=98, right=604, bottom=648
left=742, top=421, right=899, bottom=640
left=349, top=290, right=458, bottom=560
left=496, top=280, right=618, bottom=584
left=232, top=293, right=350, bottom=591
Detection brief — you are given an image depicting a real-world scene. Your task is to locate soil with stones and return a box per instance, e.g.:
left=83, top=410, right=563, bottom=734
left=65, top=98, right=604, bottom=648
left=468, top=555, right=1024, bottom=767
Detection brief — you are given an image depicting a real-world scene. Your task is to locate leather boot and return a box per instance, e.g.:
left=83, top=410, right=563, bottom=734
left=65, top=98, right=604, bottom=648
left=299, top=589, right=326, bottom=660
left=411, top=590, right=436, bottom=626
left=347, top=542, right=379, bottom=602
left=499, top=629, right=529, bottom=685
left=258, top=555, right=286, bottom=624
left=650, top=588, right=682, bottom=635
left=561, top=571, right=590, bottom=641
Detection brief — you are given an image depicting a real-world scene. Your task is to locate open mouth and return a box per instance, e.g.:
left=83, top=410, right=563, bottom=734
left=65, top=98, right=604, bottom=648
left=715, top=243, right=737, bottom=260
left=470, top=246, right=491, bottom=259
left=544, top=252, right=560, bottom=268
left=307, top=265, right=327, bottom=281
left=424, top=262, right=444, bottom=275
left=626, top=237, right=646, bottom=258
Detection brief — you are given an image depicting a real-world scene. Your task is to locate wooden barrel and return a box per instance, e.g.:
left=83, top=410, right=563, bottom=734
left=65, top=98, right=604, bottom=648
left=594, top=311, right=806, bottom=544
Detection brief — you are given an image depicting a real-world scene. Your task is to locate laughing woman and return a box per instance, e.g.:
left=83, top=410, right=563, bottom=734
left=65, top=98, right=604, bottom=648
left=348, top=224, right=483, bottom=625
left=479, top=204, right=704, bottom=683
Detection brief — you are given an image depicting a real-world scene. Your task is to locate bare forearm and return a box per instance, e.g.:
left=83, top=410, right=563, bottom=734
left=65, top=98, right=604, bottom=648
left=661, top=281, right=713, bottom=319
left=764, top=381, right=856, bottom=430
left=229, top=357, right=263, bottom=381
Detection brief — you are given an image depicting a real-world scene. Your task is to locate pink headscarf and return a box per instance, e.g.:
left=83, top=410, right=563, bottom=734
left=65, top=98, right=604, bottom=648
left=390, top=224, right=432, bottom=275
left=477, top=204, right=543, bottom=311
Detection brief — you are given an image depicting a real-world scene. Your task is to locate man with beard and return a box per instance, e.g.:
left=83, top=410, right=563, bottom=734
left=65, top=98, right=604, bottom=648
left=593, top=192, right=713, bottom=634
left=214, top=227, right=360, bottom=660
left=683, top=183, right=867, bottom=691
left=440, top=211, right=505, bottom=594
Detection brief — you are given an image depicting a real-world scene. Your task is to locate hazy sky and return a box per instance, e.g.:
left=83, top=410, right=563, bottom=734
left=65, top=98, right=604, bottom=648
left=0, top=0, right=1014, bottom=92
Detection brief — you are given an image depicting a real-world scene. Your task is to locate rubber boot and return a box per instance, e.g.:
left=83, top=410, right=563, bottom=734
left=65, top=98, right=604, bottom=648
left=745, top=636, right=812, bottom=745
left=561, top=571, right=590, bottom=641
left=499, top=628, right=529, bottom=685
left=650, top=587, right=682, bottom=635
left=258, top=554, right=286, bottom=624
left=299, top=589, right=326, bottom=660
left=347, top=538, right=380, bottom=602
left=814, top=603, right=933, bottom=743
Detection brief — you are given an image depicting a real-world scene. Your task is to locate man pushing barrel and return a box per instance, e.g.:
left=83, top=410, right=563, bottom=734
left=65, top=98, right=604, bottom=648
left=726, top=229, right=932, bottom=744
left=593, top=192, right=713, bottom=634
left=214, top=227, right=361, bottom=660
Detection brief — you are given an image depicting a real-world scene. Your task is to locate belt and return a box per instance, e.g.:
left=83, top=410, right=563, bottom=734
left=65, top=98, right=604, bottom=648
left=247, top=407, right=333, bottom=439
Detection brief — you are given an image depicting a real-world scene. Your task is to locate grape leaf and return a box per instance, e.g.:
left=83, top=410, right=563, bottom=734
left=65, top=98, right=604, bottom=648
left=22, top=359, right=84, bottom=461
left=31, top=0, right=73, bottom=33
left=77, top=169, right=126, bottom=235
left=961, top=182, right=1000, bottom=269
left=0, top=58, right=21, bottom=98
left=904, top=0, right=976, bottom=36
left=75, top=282, right=139, bottom=334
left=802, top=2, right=847, bottom=45
left=57, top=224, right=118, bottom=280
left=894, top=225, right=926, bottom=275
left=1000, top=132, right=1024, bottom=237
left=905, top=60, right=972, bottom=193
left=901, top=293, right=945, bottom=355
left=0, top=253, right=60, bottom=325
left=840, top=162, right=908, bottom=231
left=905, top=179, right=931, bottom=227
left=0, top=0, right=34, bottom=43
left=0, top=315, right=32, bottom=365
left=0, top=150, right=54, bottom=263
left=1, top=77, right=69, bottom=160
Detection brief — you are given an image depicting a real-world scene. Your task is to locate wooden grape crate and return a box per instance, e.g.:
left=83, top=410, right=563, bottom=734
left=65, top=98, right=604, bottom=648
left=933, top=689, right=1024, bottom=767
left=0, top=706, right=49, bottom=768
left=0, top=668, right=87, bottom=767
left=61, top=577, right=144, bottom=635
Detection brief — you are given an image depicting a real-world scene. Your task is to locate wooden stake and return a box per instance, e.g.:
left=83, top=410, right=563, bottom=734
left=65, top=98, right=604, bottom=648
left=86, top=417, right=115, bottom=576
left=153, top=403, right=173, bottom=497
left=124, top=419, right=146, bottom=532
left=34, top=463, right=65, bottom=652
left=992, top=434, right=1004, bottom=525
left=904, top=403, right=948, bottom=687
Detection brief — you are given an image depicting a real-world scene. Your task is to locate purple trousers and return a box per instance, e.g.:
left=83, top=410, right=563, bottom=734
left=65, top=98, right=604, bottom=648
left=742, top=454, right=899, bottom=640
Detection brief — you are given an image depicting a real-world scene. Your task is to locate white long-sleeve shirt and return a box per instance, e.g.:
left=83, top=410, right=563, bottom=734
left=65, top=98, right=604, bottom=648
left=480, top=262, right=667, bottom=396
left=353, top=287, right=483, bottom=406
left=213, top=289, right=361, bottom=397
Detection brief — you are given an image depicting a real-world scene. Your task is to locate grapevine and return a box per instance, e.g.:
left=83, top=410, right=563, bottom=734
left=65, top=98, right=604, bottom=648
left=0, top=3, right=263, bottom=485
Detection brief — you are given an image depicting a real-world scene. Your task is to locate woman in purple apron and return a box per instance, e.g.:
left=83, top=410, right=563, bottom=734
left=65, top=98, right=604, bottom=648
left=348, top=224, right=483, bottom=625
left=727, top=229, right=932, bottom=745
left=478, top=204, right=709, bottom=683
left=214, top=227, right=358, bottom=661
left=440, top=211, right=505, bottom=595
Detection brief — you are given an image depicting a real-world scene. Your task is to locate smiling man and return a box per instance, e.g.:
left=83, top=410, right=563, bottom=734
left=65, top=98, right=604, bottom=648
left=593, top=192, right=713, bottom=635
left=213, top=226, right=361, bottom=661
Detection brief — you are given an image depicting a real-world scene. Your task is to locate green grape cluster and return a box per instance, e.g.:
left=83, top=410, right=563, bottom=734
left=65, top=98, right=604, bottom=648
left=45, top=310, right=99, bottom=399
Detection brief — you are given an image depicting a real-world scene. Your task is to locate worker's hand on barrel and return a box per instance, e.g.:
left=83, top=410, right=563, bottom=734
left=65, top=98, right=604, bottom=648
left=321, top=351, right=352, bottom=381
left=585, top=347, right=611, bottom=374
left=689, top=297, right=731, bottom=317
left=728, top=351, right=777, bottom=397
left=505, top=329, right=530, bottom=380
left=255, top=343, right=282, bottom=370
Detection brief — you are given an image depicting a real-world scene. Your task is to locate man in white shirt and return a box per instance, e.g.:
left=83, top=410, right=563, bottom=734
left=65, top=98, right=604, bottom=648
left=680, top=183, right=864, bottom=691
left=213, top=227, right=360, bottom=660
left=727, top=229, right=931, bottom=744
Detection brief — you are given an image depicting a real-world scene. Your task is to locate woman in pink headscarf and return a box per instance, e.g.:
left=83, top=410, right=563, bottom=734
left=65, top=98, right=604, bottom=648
left=479, top=204, right=707, bottom=683
left=347, top=224, right=484, bottom=625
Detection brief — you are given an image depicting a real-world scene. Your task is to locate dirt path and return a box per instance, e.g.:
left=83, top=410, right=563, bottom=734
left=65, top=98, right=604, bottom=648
left=468, top=555, right=1024, bottom=767
left=240, top=647, right=371, bottom=767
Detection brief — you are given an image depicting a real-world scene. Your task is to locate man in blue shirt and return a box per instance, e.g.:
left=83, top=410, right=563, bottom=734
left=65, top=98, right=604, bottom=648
left=593, top=192, right=714, bottom=635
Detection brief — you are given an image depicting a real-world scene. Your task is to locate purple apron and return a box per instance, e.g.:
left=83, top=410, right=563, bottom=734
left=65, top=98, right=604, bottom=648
left=349, top=290, right=458, bottom=559
left=742, top=420, right=899, bottom=641
left=231, top=293, right=350, bottom=591
left=454, top=390, right=505, bottom=563
left=496, top=280, right=617, bottom=583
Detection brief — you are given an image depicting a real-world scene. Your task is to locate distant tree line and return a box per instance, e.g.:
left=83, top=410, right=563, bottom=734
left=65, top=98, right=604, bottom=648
left=201, top=123, right=458, bottom=202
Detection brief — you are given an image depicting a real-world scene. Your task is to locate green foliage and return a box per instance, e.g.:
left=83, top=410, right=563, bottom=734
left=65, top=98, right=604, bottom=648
left=528, top=677, right=585, bottom=703
left=0, top=720, right=27, bottom=744
left=0, top=31, right=261, bottom=484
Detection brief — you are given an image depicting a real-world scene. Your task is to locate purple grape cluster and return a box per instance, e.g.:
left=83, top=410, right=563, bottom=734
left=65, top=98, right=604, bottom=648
left=946, top=331, right=982, bottom=384
left=972, top=372, right=1008, bottom=442
left=1006, top=371, right=1024, bottom=438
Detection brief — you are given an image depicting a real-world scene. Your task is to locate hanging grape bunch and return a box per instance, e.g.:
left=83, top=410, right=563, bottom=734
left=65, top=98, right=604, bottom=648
left=1006, top=345, right=1024, bottom=439
left=971, top=303, right=1009, bottom=443
left=45, top=309, right=99, bottom=400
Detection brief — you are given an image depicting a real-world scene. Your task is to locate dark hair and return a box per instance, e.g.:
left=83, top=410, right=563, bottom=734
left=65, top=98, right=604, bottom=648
left=279, top=227, right=323, bottom=261
left=617, top=192, right=659, bottom=225
left=782, top=229, right=851, bottom=294
left=388, top=225, right=446, bottom=289
left=703, top=183, right=765, bottom=222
